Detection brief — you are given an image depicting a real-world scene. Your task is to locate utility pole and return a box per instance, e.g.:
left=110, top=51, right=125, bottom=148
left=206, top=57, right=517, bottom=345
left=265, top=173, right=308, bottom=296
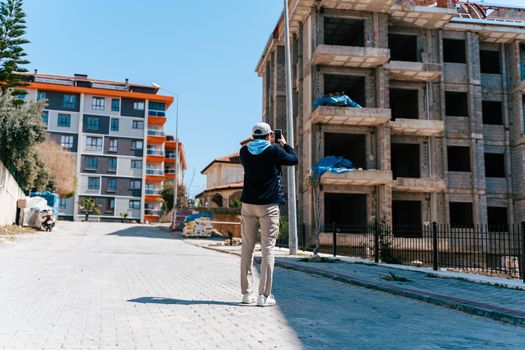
left=283, top=0, right=298, bottom=255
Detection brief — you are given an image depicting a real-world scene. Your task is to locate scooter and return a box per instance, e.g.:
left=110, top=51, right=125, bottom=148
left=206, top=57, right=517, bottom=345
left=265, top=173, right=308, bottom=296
left=40, top=209, right=55, bottom=232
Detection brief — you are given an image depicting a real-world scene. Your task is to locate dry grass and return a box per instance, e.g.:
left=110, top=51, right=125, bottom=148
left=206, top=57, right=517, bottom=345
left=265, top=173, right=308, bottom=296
left=0, top=225, right=37, bottom=236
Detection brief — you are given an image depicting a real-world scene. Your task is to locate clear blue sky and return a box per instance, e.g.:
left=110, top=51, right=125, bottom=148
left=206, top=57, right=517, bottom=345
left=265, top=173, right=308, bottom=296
left=23, top=0, right=523, bottom=197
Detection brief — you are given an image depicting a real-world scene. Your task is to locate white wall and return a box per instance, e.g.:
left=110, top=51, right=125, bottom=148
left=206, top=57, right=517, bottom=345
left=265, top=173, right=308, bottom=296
left=0, top=160, right=25, bottom=226
left=46, top=110, right=80, bottom=133
left=117, top=157, right=143, bottom=177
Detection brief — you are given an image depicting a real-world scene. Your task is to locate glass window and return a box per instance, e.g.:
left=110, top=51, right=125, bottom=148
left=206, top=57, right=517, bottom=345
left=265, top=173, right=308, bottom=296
left=59, top=198, right=66, bottom=210
left=131, top=160, right=142, bottom=169
left=129, top=200, right=141, bottom=209
left=130, top=179, right=141, bottom=189
left=148, top=102, right=166, bottom=117
left=108, top=139, right=118, bottom=152
left=107, top=178, right=117, bottom=192
left=57, top=114, right=71, bottom=127
left=111, top=118, right=119, bottom=131
left=132, top=120, right=144, bottom=129
left=111, top=98, right=120, bottom=112
left=85, top=157, right=98, bottom=170
left=132, top=140, right=143, bottom=149
left=86, top=117, right=100, bottom=130
left=86, top=136, right=103, bottom=151
left=108, top=158, right=117, bottom=172
left=37, top=91, right=46, bottom=101
left=109, top=198, right=115, bottom=209
left=63, top=94, right=77, bottom=108
left=60, top=135, right=74, bottom=150
left=41, top=111, right=48, bottom=125
left=88, top=177, right=100, bottom=190
left=133, top=101, right=145, bottom=110
left=92, top=97, right=105, bottom=110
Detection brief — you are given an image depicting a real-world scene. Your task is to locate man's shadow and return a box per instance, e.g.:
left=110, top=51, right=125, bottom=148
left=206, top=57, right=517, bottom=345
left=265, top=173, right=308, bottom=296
left=127, top=297, right=242, bottom=306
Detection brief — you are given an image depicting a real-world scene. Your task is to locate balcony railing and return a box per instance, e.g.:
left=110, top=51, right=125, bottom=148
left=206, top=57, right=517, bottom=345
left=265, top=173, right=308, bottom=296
left=166, top=153, right=176, bottom=159
left=144, top=209, right=161, bottom=215
left=148, top=130, right=165, bottom=136
left=145, top=189, right=162, bottom=195
left=147, top=149, right=165, bottom=156
left=148, top=110, right=166, bottom=117
left=146, top=169, right=164, bottom=176
left=164, top=169, right=176, bottom=174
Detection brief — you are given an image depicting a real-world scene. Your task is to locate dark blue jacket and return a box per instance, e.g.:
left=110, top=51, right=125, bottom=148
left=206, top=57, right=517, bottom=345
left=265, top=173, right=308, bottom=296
left=240, top=143, right=298, bottom=205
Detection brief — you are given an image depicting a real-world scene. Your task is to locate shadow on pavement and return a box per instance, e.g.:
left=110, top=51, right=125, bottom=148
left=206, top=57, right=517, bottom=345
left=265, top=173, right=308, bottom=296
left=127, top=297, right=241, bottom=306
left=107, top=226, right=175, bottom=239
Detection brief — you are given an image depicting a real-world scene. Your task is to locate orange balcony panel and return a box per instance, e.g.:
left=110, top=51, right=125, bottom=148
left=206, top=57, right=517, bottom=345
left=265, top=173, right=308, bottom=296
left=164, top=157, right=176, bottom=164
left=147, top=155, right=164, bottom=163
left=165, top=173, right=175, bottom=180
left=148, top=116, right=167, bottom=125
left=146, top=175, right=165, bottom=183
left=165, top=141, right=177, bottom=149
left=144, top=215, right=160, bottom=223
left=145, top=195, right=163, bottom=203
left=147, top=135, right=166, bottom=144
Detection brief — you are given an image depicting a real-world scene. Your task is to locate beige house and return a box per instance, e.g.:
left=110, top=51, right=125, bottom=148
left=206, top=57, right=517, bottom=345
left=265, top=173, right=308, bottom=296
left=197, top=153, right=244, bottom=208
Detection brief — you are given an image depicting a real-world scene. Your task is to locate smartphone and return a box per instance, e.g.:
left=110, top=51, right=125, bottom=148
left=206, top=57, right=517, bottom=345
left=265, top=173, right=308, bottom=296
left=274, top=129, right=283, bottom=141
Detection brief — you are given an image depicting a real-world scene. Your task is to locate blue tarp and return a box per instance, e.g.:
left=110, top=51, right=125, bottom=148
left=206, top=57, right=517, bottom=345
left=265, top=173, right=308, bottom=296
left=313, top=94, right=362, bottom=109
left=312, top=156, right=354, bottom=180
left=30, top=192, right=60, bottom=216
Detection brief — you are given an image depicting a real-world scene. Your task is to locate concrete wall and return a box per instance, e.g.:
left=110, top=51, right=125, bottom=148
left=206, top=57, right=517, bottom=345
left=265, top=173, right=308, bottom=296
left=0, top=160, right=25, bottom=226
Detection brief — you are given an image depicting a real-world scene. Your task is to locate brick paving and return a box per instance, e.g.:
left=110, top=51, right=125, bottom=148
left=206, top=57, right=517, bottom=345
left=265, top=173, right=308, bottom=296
left=1, top=222, right=525, bottom=349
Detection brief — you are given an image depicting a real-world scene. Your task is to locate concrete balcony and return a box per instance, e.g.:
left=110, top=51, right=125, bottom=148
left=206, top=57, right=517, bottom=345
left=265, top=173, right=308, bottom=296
left=393, top=177, right=446, bottom=193
left=312, top=45, right=390, bottom=69
left=390, top=118, right=445, bottom=136
left=321, top=169, right=393, bottom=186
left=311, top=106, right=391, bottom=127
left=516, top=79, right=525, bottom=92
left=390, top=1, right=457, bottom=29
left=385, top=61, right=442, bottom=81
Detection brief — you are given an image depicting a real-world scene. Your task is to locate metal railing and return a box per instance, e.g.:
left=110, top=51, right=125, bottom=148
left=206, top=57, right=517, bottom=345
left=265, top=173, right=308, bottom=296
left=147, top=149, right=164, bottom=156
left=145, top=189, right=161, bottom=195
left=148, top=130, right=165, bottom=136
left=165, top=153, right=176, bottom=159
left=144, top=209, right=161, bottom=215
left=164, top=169, right=176, bottom=174
left=146, top=169, right=164, bottom=176
left=277, top=222, right=525, bottom=281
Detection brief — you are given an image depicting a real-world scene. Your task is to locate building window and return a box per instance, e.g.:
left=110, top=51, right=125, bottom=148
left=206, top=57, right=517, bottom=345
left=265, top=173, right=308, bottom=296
left=92, top=97, right=105, bottom=110
left=111, top=118, right=119, bottom=131
left=88, top=177, right=100, bottom=190
left=108, top=158, right=117, bottom=172
left=111, top=98, right=120, bottom=112
left=57, top=114, right=71, bottom=127
left=447, top=146, right=471, bottom=172
left=86, top=116, right=100, bottom=130
left=85, top=157, right=98, bottom=170
left=59, top=198, right=66, bottom=210
left=108, top=139, right=118, bottom=152
left=63, top=94, right=77, bottom=108
left=129, top=200, right=141, bottom=209
left=132, top=120, right=144, bottom=129
left=149, top=102, right=166, bottom=117
left=132, top=140, right=143, bottom=149
left=60, top=135, right=74, bottom=150
left=41, top=111, right=48, bottom=125
left=37, top=91, right=46, bottom=101
left=131, top=160, right=142, bottom=169
left=133, top=101, right=145, bottom=110
left=86, top=136, right=103, bottom=151
left=130, top=179, right=141, bottom=189
left=107, top=178, right=117, bottom=192
left=109, top=198, right=115, bottom=209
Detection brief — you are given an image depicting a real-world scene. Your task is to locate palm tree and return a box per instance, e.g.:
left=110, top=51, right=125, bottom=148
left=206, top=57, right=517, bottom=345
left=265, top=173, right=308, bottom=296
left=79, top=197, right=100, bottom=221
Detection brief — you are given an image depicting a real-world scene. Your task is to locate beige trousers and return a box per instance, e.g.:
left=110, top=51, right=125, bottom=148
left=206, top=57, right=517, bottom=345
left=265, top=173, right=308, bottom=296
left=240, top=203, right=280, bottom=296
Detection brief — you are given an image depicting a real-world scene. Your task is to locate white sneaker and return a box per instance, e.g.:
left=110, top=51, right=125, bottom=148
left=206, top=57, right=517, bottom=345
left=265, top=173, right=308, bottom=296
left=257, top=294, right=277, bottom=307
left=241, top=293, right=256, bottom=304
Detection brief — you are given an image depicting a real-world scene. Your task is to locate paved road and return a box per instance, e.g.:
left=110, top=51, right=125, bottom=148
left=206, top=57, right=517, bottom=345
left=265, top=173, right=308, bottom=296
left=1, top=222, right=525, bottom=349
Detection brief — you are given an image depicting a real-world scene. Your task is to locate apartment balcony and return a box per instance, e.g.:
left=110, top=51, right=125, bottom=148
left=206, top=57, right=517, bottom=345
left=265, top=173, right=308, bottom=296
left=320, top=169, right=393, bottom=186
left=393, top=177, right=446, bottom=193
left=390, top=1, right=457, bottom=29
left=147, top=130, right=166, bottom=144
left=165, top=168, right=176, bottom=180
left=146, top=169, right=164, bottom=176
left=311, top=106, right=390, bottom=127
left=165, top=153, right=176, bottom=164
left=385, top=61, right=442, bottom=81
left=145, top=209, right=161, bottom=216
left=390, top=118, right=445, bottom=137
left=148, top=115, right=166, bottom=126
left=312, top=45, right=390, bottom=69
left=146, top=149, right=165, bottom=163
left=165, top=140, right=177, bottom=149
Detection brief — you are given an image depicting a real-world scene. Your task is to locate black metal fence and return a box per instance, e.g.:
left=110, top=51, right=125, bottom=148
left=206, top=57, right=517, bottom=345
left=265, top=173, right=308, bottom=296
left=277, top=222, right=525, bottom=281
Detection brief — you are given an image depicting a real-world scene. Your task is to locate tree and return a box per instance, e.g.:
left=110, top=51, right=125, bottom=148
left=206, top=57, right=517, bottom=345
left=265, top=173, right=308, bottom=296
left=0, top=90, right=49, bottom=190
left=307, top=173, right=322, bottom=256
left=37, top=138, right=76, bottom=196
left=160, top=183, right=187, bottom=212
left=0, top=0, right=29, bottom=98
left=79, top=197, right=100, bottom=222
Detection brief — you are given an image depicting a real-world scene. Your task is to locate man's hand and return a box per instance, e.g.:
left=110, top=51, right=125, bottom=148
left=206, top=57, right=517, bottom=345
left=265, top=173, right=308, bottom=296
left=277, top=136, right=287, bottom=146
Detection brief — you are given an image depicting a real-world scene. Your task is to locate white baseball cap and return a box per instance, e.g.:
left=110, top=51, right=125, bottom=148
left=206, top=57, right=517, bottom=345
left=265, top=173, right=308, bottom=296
left=252, top=122, right=273, bottom=136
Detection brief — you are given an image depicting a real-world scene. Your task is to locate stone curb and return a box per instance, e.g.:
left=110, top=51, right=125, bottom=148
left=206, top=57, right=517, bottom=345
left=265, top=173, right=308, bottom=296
left=198, top=244, right=525, bottom=329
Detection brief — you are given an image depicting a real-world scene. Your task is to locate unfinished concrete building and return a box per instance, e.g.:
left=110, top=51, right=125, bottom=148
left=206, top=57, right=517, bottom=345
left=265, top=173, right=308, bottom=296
left=256, top=0, right=525, bottom=237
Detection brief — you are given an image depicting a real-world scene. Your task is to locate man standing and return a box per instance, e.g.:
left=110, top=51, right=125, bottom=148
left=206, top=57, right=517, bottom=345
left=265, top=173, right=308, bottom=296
left=239, top=122, right=298, bottom=307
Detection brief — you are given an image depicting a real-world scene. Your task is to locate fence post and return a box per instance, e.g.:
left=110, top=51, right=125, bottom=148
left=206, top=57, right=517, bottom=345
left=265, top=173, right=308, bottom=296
left=432, top=221, right=438, bottom=271
left=520, top=222, right=525, bottom=283
left=302, top=223, right=306, bottom=251
left=374, top=220, right=379, bottom=263
left=332, top=222, right=337, bottom=257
